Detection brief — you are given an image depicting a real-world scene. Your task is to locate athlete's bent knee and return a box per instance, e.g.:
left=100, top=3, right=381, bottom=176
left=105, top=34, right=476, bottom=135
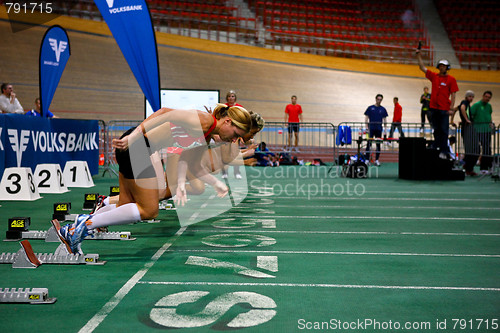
left=138, top=206, right=159, bottom=220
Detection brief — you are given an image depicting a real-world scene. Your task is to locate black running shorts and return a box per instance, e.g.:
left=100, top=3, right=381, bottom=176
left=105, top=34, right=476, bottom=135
left=115, top=127, right=157, bottom=179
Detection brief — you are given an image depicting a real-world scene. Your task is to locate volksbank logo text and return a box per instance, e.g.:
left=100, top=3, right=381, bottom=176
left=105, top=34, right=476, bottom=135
left=29, top=131, right=99, bottom=152
left=108, top=5, right=142, bottom=14
left=2, top=128, right=98, bottom=166
left=105, top=0, right=143, bottom=14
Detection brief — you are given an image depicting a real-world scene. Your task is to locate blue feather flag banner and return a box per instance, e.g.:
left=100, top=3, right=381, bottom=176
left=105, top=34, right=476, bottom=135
left=94, top=0, right=161, bottom=112
left=39, top=25, right=71, bottom=117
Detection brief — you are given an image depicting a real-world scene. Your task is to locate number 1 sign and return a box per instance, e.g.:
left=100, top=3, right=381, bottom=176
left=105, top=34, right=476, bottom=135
left=63, top=161, right=95, bottom=188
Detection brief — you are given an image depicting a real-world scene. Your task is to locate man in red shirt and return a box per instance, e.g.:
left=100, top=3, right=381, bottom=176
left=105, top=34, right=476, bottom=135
left=284, top=95, right=303, bottom=151
left=388, top=97, right=405, bottom=139
left=416, top=49, right=459, bottom=159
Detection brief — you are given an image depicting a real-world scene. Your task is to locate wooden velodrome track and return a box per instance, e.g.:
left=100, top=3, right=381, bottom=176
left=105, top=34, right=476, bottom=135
left=1, top=8, right=499, bottom=125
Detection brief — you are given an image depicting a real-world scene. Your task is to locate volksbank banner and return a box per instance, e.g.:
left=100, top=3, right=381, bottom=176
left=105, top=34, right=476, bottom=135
left=0, top=115, right=99, bottom=176
left=39, top=25, right=71, bottom=117
left=94, top=0, right=161, bottom=112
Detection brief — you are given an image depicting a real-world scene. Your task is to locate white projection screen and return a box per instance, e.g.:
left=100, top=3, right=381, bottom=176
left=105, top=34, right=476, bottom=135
left=145, top=88, right=220, bottom=118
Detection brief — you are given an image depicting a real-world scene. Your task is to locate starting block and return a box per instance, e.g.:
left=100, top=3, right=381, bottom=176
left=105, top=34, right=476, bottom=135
left=41, top=225, right=134, bottom=242
left=4, top=217, right=135, bottom=242
left=109, top=186, right=120, bottom=196
left=0, top=167, right=41, bottom=201
left=0, top=239, right=106, bottom=268
left=5, top=217, right=30, bottom=240
left=83, top=193, right=99, bottom=210
left=52, top=202, right=78, bottom=221
left=159, top=199, right=176, bottom=210
left=0, top=288, right=56, bottom=304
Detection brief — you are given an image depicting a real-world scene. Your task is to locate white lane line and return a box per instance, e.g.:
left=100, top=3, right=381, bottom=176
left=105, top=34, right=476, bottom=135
left=137, top=281, right=500, bottom=292
left=254, top=197, right=500, bottom=202
left=250, top=186, right=500, bottom=194
left=365, top=191, right=500, bottom=195
left=235, top=204, right=500, bottom=210
left=78, top=227, right=187, bottom=333
left=249, top=191, right=500, bottom=196
left=189, top=229, right=500, bottom=237
left=217, top=215, right=500, bottom=221
left=171, top=249, right=500, bottom=258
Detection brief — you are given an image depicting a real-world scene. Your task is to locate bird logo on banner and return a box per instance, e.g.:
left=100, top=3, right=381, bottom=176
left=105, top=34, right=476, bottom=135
left=48, top=38, right=68, bottom=62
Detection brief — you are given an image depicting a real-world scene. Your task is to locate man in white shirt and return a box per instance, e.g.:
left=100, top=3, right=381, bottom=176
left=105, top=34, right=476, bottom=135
left=0, top=83, right=24, bottom=114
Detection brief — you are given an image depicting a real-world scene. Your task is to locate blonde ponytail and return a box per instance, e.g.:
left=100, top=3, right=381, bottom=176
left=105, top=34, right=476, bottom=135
left=213, top=104, right=252, bottom=133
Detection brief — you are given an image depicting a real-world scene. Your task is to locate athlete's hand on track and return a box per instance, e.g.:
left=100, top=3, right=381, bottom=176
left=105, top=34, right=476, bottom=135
left=175, top=184, right=188, bottom=206
left=213, top=181, right=228, bottom=198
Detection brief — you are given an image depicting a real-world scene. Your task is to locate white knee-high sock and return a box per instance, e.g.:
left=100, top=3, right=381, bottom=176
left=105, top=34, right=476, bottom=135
left=93, top=204, right=116, bottom=216
left=88, top=203, right=141, bottom=230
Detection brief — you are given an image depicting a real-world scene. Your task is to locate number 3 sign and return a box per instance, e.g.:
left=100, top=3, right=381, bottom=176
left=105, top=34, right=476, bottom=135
left=0, top=167, right=41, bottom=201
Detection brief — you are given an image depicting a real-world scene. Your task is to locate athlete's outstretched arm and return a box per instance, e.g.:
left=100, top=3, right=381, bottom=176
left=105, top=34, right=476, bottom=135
left=112, top=109, right=212, bottom=150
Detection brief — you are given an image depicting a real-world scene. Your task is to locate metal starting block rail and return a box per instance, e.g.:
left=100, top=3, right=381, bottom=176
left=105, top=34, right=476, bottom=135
left=18, top=226, right=135, bottom=242
left=0, top=288, right=56, bottom=304
left=0, top=240, right=106, bottom=268
left=159, top=200, right=176, bottom=210
left=53, top=214, right=79, bottom=222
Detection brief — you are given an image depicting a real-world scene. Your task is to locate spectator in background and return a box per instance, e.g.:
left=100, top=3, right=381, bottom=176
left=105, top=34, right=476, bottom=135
left=225, top=90, right=243, bottom=108
left=365, top=94, right=388, bottom=166
left=255, top=142, right=278, bottom=167
left=470, top=91, right=494, bottom=174
left=388, top=97, right=404, bottom=139
left=451, top=90, right=476, bottom=176
left=0, top=83, right=24, bottom=114
left=420, top=86, right=431, bottom=133
left=401, top=9, right=417, bottom=29
left=416, top=50, right=459, bottom=160
left=284, top=95, right=303, bottom=152
left=222, top=90, right=243, bottom=179
left=25, top=97, right=58, bottom=118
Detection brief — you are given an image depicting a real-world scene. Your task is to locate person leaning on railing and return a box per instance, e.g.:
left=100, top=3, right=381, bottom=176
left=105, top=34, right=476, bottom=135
left=451, top=90, right=477, bottom=176
left=25, top=97, right=58, bottom=118
left=470, top=91, right=494, bottom=174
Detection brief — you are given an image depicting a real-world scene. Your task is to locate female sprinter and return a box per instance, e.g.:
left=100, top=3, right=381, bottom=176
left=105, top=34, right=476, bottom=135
left=90, top=112, right=264, bottom=216
left=52, top=104, right=253, bottom=254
